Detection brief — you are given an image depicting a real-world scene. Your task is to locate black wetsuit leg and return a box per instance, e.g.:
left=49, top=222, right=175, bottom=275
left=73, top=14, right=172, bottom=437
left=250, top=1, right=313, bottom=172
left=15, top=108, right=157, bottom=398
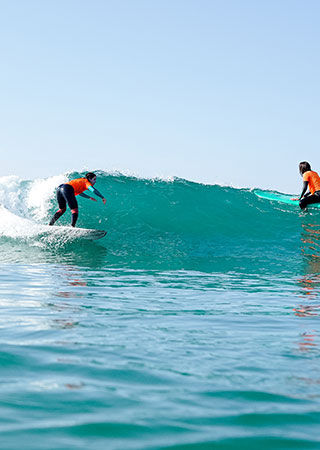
left=60, top=184, right=78, bottom=210
left=49, top=185, right=67, bottom=225
left=49, top=210, right=64, bottom=225
left=60, top=185, right=79, bottom=227
left=299, top=191, right=320, bottom=209
left=61, top=184, right=79, bottom=227
left=57, top=186, right=67, bottom=210
left=71, top=211, right=78, bottom=227
left=49, top=184, right=78, bottom=226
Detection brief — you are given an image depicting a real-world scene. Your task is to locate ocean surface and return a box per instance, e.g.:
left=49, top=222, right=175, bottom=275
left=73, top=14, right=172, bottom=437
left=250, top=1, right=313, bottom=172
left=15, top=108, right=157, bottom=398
left=1, top=171, right=320, bottom=449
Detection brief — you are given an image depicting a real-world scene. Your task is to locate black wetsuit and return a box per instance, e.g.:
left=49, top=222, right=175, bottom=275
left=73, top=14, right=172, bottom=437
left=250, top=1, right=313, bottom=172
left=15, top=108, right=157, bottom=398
left=57, top=184, right=78, bottom=210
left=299, top=191, right=320, bottom=209
left=49, top=184, right=78, bottom=227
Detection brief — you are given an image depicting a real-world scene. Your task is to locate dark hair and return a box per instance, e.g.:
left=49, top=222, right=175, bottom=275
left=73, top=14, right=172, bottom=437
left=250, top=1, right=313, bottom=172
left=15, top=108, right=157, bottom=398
left=85, top=172, right=96, bottom=181
left=299, top=161, right=311, bottom=175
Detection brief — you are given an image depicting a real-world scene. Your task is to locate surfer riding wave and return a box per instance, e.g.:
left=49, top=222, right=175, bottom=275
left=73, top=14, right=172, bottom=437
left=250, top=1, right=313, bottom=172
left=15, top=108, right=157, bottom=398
left=49, top=172, right=106, bottom=227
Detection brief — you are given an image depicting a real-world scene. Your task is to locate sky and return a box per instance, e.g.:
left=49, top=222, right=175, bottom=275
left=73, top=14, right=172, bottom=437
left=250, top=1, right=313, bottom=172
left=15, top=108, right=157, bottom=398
left=0, top=0, right=319, bottom=193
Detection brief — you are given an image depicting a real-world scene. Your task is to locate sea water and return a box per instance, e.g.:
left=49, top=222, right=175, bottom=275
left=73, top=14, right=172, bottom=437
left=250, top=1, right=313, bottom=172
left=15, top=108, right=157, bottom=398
left=0, top=172, right=320, bottom=449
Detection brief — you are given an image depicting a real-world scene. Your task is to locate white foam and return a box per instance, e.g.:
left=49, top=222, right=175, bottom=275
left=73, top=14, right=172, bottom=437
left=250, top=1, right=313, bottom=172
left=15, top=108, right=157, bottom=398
left=26, top=174, right=67, bottom=221
left=0, top=173, right=69, bottom=220
left=0, top=205, right=43, bottom=239
left=0, top=173, right=70, bottom=244
left=0, top=176, right=26, bottom=216
left=0, top=205, right=92, bottom=245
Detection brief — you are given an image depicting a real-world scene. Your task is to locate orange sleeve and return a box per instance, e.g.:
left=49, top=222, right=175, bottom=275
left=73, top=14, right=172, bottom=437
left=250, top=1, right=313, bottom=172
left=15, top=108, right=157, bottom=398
left=303, top=172, right=310, bottom=182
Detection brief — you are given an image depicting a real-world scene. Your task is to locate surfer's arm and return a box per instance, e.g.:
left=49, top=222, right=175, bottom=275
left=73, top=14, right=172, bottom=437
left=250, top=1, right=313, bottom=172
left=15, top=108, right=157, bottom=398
left=299, top=181, right=309, bottom=200
left=88, top=186, right=106, bottom=204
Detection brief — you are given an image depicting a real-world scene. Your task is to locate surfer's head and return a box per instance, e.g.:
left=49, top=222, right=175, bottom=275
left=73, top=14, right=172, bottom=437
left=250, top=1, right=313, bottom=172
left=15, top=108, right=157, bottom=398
left=299, top=161, right=311, bottom=175
left=86, top=172, right=97, bottom=185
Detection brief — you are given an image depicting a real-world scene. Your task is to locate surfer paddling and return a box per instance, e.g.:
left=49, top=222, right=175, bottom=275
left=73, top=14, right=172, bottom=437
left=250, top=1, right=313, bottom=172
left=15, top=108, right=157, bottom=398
left=49, top=172, right=106, bottom=227
left=292, top=162, right=320, bottom=209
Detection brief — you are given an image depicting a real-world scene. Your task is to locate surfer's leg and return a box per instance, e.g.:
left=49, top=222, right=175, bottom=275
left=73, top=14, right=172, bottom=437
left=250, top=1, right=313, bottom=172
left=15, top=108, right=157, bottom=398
left=62, top=185, right=79, bottom=227
left=49, top=209, right=66, bottom=225
left=299, top=192, right=320, bottom=209
left=49, top=186, right=67, bottom=225
left=71, top=208, right=79, bottom=227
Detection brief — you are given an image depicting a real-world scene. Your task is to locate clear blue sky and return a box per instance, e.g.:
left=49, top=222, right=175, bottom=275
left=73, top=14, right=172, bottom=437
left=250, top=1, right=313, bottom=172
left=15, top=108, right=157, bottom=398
left=1, top=0, right=319, bottom=193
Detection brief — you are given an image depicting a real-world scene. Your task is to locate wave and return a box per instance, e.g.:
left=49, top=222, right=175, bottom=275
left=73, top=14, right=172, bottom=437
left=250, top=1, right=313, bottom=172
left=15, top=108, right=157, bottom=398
left=0, top=170, right=319, bottom=272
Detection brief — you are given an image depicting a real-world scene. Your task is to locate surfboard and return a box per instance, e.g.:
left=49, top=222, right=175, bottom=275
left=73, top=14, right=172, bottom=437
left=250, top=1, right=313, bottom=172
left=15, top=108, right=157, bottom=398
left=254, top=190, right=320, bottom=208
left=38, top=226, right=107, bottom=241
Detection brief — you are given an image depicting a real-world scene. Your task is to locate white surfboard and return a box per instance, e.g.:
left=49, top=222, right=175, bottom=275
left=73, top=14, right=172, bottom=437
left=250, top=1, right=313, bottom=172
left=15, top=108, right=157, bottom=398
left=0, top=206, right=107, bottom=242
left=38, top=226, right=107, bottom=241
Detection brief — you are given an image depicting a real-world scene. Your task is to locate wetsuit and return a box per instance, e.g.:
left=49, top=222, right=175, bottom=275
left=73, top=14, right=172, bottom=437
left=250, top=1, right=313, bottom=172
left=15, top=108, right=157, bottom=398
left=49, top=178, right=105, bottom=227
left=299, top=170, right=320, bottom=209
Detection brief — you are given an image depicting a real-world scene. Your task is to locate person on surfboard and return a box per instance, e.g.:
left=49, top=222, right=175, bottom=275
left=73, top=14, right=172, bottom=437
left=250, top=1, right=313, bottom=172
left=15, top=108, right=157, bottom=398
left=291, top=162, right=320, bottom=209
left=49, top=172, right=106, bottom=227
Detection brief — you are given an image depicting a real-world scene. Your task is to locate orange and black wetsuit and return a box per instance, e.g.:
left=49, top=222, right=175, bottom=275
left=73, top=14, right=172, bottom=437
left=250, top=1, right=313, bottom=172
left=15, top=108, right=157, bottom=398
left=299, top=170, right=320, bottom=209
left=49, top=178, right=105, bottom=227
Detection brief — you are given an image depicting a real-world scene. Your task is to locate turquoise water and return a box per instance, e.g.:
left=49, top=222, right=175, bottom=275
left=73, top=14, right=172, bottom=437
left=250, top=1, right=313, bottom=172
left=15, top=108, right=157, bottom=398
left=1, top=172, right=320, bottom=449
